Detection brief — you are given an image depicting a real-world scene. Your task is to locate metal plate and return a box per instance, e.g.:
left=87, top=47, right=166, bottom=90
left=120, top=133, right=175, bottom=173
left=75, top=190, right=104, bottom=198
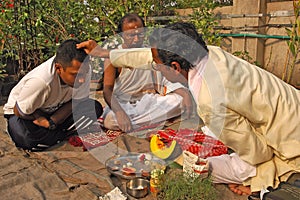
left=105, top=153, right=166, bottom=180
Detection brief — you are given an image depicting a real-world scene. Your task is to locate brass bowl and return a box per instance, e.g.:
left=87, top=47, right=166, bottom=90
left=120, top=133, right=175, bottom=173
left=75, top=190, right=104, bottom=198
left=126, top=178, right=149, bottom=198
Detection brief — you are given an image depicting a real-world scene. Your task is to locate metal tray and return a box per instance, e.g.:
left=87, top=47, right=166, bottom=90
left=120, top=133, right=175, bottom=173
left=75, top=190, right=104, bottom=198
left=105, top=153, right=166, bottom=180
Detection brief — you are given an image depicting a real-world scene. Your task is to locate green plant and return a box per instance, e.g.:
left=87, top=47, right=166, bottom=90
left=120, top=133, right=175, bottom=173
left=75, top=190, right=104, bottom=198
left=0, top=0, right=175, bottom=78
left=0, top=64, right=6, bottom=81
left=157, top=170, right=217, bottom=200
left=0, top=50, right=7, bottom=81
left=173, top=0, right=222, bottom=46
left=283, top=0, right=300, bottom=84
left=175, top=0, right=232, bottom=8
left=213, top=0, right=233, bottom=6
left=233, top=50, right=261, bottom=67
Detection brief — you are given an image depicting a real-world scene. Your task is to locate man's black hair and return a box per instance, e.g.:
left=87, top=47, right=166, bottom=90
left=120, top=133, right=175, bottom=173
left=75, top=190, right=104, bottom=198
left=117, top=13, right=145, bottom=33
left=54, top=39, right=88, bottom=69
left=150, top=22, right=208, bottom=71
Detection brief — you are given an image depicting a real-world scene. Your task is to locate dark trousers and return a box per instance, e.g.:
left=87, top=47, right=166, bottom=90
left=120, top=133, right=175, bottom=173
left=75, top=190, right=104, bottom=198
left=5, top=98, right=103, bottom=151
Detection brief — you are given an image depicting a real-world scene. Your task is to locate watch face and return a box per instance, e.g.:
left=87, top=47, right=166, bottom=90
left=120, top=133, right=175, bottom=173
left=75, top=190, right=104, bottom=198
left=49, top=124, right=56, bottom=130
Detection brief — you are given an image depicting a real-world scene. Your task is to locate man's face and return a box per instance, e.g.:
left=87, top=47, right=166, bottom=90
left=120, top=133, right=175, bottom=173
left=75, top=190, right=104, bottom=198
left=151, top=48, right=188, bottom=86
left=122, top=19, right=145, bottom=48
left=56, top=59, right=89, bottom=88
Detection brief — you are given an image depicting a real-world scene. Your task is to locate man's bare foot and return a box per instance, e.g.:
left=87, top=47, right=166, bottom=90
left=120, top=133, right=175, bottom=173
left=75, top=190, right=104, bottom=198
left=228, top=184, right=251, bottom=195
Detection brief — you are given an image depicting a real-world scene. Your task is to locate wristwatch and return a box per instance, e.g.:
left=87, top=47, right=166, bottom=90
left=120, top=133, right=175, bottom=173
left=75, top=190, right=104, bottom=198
left=48, top=118, right=57, bottom=130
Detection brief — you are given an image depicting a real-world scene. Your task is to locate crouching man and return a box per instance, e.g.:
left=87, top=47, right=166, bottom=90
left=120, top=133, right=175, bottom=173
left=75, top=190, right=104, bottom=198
left=3, top=39, right=103, bottom=151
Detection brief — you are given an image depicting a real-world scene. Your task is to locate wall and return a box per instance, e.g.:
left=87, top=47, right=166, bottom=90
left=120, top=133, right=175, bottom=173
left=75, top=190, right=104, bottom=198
left=177, top=0, right=299, bottom=89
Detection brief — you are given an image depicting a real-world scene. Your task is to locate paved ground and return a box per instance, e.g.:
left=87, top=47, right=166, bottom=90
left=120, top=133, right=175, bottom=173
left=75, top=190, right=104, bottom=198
left=0, top=92, right=248, bottom=200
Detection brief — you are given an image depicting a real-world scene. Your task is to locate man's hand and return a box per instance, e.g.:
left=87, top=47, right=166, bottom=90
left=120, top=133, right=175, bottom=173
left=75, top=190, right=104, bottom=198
left=115, top=110, right=132, bottom=132
left=33, top=102, right=72, bottom=129
left=33, top=116, right=50, bottom=128
left=76, top=40, right=110, bottom=58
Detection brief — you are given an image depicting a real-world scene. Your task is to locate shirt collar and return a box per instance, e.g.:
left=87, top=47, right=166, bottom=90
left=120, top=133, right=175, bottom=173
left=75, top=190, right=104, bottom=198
left=188, top=55, right=208, bottom=81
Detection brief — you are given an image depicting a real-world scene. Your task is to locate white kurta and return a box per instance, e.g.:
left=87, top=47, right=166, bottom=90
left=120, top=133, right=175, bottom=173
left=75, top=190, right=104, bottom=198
left=197, top=46, right=300, bottom=191
left=110, top=47, right=300, bottom=192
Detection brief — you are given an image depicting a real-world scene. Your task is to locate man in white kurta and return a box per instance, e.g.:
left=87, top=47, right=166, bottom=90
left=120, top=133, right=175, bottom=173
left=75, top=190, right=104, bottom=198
left=194, top=45, right=300, bottom=192
left=108, top=24, right=300, bottom=193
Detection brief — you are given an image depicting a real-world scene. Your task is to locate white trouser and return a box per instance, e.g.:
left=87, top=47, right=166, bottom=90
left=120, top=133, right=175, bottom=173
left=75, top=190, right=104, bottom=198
left=208, top=153, right=257, bottom=184
left=200, top=126, right=257, bottom=184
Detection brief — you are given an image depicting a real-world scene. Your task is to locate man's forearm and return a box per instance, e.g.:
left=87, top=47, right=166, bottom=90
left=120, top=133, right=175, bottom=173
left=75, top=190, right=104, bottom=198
left=14, top=103, right=42, bottom=120
left=103, top=89, right=125, bottom=114
left=109, top=48, right=153, bottom=69
left=76, top=40, right=110, bottom=58
left=50, top=101, right=73, bottom=125
left=92, top=45, right=110, bottom=58
left=173, top=87, right=189, bottom=97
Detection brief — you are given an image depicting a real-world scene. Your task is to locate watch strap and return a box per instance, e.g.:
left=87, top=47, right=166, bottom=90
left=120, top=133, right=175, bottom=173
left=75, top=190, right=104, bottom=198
left=48, top=118, right=57, bottom=130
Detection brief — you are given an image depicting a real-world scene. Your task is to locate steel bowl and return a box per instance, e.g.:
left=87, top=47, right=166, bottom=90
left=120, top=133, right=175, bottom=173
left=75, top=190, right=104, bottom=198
left=126, top=178, right=149, bottom=198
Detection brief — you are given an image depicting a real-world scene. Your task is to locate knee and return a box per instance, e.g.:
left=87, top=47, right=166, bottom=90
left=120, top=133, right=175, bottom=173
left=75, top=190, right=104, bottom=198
left=7, top=117, right=29, bottom=149
left=74, top=98, right=103, bottom=119
left=94, top=100, right=103, bottom=118
left=7, top=128, right=33, bottom=150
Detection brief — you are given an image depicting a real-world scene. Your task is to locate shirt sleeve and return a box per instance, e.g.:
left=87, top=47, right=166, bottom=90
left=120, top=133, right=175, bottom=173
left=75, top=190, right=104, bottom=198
left=16, top=77, right=50, bottom=115
left=110, top=48, right=153, bottom=70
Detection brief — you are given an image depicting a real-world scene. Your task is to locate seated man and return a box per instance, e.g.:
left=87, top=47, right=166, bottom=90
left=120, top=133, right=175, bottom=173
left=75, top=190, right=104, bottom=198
left=3, top=39, right=103, bottom=151
left=102, top=13, right=195, bottom=132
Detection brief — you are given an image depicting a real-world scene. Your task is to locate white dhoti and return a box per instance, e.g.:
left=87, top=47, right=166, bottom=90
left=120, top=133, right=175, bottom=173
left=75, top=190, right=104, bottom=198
left=103, top=93, right=183, bottom=130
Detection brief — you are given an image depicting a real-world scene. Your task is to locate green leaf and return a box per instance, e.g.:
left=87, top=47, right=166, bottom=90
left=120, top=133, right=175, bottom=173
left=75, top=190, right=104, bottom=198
left=289, top=43, right=296, bottom=56
left=285, top=28, right=292, bottom=36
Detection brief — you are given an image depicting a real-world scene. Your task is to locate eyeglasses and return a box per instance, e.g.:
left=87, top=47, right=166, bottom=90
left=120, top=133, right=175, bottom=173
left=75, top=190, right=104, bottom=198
left=151, top=61, right=171, bottom=71
left=151, top=60, right=159, bottom=70
left=123, top=32, right=145, bottom=40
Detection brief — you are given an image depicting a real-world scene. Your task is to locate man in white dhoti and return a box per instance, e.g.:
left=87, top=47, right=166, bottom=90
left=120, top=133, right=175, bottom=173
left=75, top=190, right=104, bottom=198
left=102, top=14, right=194, bottom=132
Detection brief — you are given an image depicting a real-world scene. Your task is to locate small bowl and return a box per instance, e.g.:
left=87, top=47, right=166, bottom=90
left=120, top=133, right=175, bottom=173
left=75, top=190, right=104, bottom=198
left=126, top=178, right=149, bottom=198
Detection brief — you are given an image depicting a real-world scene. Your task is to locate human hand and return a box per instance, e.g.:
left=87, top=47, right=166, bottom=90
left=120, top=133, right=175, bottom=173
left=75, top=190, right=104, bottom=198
left=33, top=116, right=50, bottom=128
left=76, top=40, right=110, bottom=58
left=115, top=110, right=132, bottom=132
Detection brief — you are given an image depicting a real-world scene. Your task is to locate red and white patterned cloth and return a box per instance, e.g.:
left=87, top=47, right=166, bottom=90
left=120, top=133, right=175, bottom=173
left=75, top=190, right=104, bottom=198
left=155, top=128, right=228, bottom=158
left=68, top=122, right=123, bottom=151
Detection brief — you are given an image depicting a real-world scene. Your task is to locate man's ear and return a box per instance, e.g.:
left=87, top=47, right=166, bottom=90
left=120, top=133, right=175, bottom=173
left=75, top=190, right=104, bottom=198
left=170, top=61, right=182, bottom=72
left=55, top=63, right=62, bottom=74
